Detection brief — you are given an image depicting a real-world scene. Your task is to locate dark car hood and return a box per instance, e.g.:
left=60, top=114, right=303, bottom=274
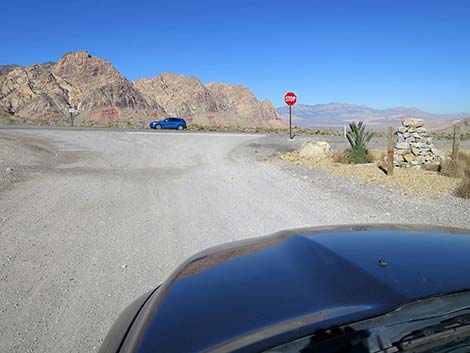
left=133, top=224, right=470, bottom=353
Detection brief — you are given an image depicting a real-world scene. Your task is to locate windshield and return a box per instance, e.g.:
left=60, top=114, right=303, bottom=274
left=265, top=292, right=470, bottom=353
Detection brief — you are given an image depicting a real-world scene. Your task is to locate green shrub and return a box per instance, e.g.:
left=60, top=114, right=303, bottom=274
left=346, top=121, right=373, bottom=164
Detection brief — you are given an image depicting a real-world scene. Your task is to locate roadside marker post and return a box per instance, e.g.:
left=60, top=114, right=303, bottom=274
left=68, top=106, right=76, bottom=127
left=387, top=126, right=394, bottom=176
left=452, top=125, right=461, bottom=161
left=284, top=92, right=297, bottom=139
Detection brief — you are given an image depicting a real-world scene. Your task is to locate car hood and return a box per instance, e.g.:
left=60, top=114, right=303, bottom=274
left=134, top=224, right=470, bottom=353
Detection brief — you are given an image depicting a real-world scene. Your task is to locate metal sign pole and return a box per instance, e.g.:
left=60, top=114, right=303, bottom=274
left=289, top=105, right=292, bottom=139
left=284, top=91, right=296, bottom=140
left=68, top=106, right=76, bottom=127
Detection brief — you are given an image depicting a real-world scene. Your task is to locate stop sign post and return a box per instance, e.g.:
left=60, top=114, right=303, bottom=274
left=284, top=92, right=297, bottom=139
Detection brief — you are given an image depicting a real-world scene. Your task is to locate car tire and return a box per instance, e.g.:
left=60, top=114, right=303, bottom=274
left=177, top=125, right=183, bottom=131
left=156, top=125, right=162, bottom=129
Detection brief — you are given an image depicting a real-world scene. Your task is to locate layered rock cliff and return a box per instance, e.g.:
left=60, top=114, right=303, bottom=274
left=134, top=73, right=284, bottom=128
left=0, top=51, right=284, bottom=128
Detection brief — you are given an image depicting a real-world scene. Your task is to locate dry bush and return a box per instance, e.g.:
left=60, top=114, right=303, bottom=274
left=459, top=149, right=470, bottom=164
left=458, top=150, right=470, bottom=177
left=333, top=149, right=355, bottom=164
left=441, top=159, right=467, bottom=178
left=421, top=163, right=441, bottom=172
left=367, top=149, right=386, bottom=162
left=455, top=178, right=470, bottom=199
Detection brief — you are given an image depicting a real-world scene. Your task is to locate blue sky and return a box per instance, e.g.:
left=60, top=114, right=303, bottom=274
left=2, top=0, right=470, bottom=113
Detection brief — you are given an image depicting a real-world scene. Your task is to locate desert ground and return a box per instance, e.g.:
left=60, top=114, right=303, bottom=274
left=1, top=127, right=469, bottom=353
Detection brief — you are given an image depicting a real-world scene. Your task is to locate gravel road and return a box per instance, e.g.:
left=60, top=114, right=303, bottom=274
left=0, top=128, right=469, bottom=353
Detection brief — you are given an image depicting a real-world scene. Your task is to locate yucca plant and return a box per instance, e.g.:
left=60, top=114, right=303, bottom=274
left=346, top=121, right=373, bottom=164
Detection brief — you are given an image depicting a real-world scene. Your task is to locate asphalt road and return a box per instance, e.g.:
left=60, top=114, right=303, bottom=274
left=0, top=128, right=469, bottom=353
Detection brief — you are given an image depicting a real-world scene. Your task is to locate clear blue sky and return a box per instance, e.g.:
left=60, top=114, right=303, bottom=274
left=2, top=0, right=470, bottom=113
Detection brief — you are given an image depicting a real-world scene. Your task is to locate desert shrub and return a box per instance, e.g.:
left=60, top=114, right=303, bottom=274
left=188, top=124, right=206, bottom=131
left=333, top=149, right=355, bottom=164
left=441, top=159, right=467, bottom=178
left=346, top=121, right=373, bottom=164
left=458, top=150, right=470, bottom=165
left=367, top=149, right=385, bottom=162
left=421, top=163, right=441, bottom=172
left=455, top=178, right=470, bottom=199
left=458, top=150, right=470, bottom=178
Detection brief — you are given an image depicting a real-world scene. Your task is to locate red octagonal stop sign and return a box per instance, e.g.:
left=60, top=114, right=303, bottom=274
left=284, top=92, right=297, bottom=106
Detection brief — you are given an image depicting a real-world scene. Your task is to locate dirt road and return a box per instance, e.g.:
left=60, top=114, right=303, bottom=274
left=1, top=128, right=469, bottom=353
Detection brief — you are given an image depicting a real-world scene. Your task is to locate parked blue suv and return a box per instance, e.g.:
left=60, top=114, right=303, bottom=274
left=150, top=117, right=187, bottom=130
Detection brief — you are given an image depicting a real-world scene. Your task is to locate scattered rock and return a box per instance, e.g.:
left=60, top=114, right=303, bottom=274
left=298, top=141, right=332, bottom=161
left=395, top=142, right=409, bottom=150
left=403, top=118, right=424, bottom=127
left=404, top=153, right=415, bottom=162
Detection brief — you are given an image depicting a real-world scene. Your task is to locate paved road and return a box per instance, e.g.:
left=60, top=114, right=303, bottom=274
left=0, top=128, right=469, bottom=353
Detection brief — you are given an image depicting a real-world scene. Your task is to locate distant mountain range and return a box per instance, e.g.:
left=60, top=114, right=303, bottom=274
left=2, top=54, right=466, bottom=131
left=276, top=103, right=469, bottom=130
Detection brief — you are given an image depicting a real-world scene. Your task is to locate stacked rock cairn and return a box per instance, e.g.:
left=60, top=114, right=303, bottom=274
left=393, top=118, right=444, bottom=168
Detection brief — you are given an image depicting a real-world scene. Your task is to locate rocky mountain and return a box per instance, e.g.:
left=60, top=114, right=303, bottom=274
left=205, top=82, right=283, bottom=128
left=276, top=103, right=467, bottom=130
left=437, top=118, right=470, bottom=135
left=134, top=73, right=219, bottom=118
left=0, top=52, right=161, bottom=126
left=0, top=64, right=20, bottom=76
left=0, top=51, right=284, bottom=128
left=134, top=74, right=284, bottom=128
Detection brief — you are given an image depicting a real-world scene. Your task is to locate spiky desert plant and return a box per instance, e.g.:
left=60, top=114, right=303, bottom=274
left=346, top=121, right=373, bottom=164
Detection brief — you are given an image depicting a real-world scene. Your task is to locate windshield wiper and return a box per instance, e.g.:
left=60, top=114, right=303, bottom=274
left=394, top=313, right=470, bottom=351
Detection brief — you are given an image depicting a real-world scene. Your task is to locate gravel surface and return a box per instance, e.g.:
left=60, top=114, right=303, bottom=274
left=280, top=154, right=464, bottom=195
left=0, top=128, right=469, bottom=353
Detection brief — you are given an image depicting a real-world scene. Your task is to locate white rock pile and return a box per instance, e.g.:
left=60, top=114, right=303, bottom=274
left=393, top=118, right=443, bottom=168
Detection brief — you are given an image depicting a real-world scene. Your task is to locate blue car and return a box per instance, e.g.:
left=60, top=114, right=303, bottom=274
left=149, top=117, right=187, bottom=130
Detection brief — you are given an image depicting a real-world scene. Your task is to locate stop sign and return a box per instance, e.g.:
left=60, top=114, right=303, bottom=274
left=284, top=92, right=297, bottom=106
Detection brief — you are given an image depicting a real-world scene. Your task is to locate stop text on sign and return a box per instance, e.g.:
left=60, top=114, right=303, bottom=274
left=284, top=92, right=297, bottom=106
